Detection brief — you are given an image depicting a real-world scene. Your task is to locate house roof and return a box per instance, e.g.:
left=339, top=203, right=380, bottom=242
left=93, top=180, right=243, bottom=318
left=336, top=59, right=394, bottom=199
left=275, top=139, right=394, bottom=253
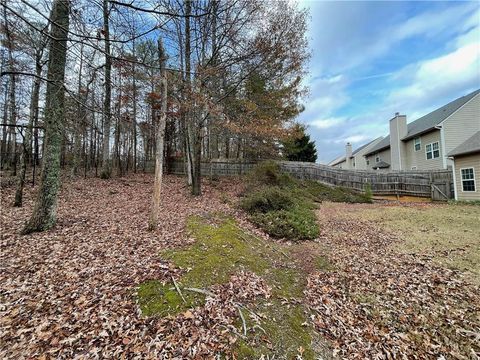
left=402, top=89, right=480, bottom=141
left=328, top=137, right=383, bottom=166
left=448, top=131, right=480, bottom=157
left=352, top=137, right=383, bottom=156
left=328, top=155, right=346, bottom=166
left=365, top=89, right=480, bottom=156
left=372, top=160, right=390, bottom=169
left=365, top=135, right=390, bottom=156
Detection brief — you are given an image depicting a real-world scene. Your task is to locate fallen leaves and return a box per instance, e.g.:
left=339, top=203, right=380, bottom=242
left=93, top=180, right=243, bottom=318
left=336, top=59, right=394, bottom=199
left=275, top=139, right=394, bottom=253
left=0, top=174, right=250, bottom=358
left=305, top=202, right=480, bottom=359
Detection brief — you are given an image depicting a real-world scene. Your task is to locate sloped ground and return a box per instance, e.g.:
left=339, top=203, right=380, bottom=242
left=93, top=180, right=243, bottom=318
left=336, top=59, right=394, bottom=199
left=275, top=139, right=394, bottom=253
left=1, top=175, right=479, bottom=359
left=307, top=202, right=480, bottom=359
left=0, top=174, right=257, bottom=358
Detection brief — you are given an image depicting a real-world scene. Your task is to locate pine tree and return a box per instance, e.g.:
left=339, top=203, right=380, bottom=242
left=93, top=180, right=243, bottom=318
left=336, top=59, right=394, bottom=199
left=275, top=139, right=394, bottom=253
left=282, top=124, right=317, bottom=162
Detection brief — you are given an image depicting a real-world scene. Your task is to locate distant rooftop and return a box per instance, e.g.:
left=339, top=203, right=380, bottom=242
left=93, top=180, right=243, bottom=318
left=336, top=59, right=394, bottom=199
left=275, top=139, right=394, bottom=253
left=448, top=131, right=480, bottom=157
left=365, top=89, right=480, bottom=156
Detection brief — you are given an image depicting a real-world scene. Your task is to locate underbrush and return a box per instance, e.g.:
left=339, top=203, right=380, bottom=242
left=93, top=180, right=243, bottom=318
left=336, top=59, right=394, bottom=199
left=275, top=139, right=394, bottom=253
left=240, top=161, right=371, bottom=240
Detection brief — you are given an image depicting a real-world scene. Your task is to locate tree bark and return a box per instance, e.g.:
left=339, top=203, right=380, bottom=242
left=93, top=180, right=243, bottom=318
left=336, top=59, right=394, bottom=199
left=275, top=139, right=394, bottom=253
left=100, top=0, right=112, bottom=179
left=22, top=0, right=70, bottom=233
left=13, top=53, right=41, bottom=206
left=148, top=38, right=167, bottom=231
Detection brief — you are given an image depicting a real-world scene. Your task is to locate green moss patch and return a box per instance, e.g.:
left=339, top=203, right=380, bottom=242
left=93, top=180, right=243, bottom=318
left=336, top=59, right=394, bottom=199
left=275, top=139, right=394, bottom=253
left=137, top=214, right=327, bottom=358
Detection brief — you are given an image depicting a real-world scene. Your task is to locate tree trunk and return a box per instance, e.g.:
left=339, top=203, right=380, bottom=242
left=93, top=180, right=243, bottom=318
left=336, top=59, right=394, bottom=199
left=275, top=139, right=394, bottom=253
left=1, top=77, right=8, bottom=170
left=148, top=38, right=167, bottom=230
left=4, top=4, right=17, bottom=175
left=132, top=41, right=138, bottom=173
left=72, top=43, right=84, bottom=176
left=184, top=0, right=201, bottom=195
left=13, top=57, right=41, bottom=206
left=100, top=0, right=112, bottom=179
left=22, top=0, right=70, bottom=233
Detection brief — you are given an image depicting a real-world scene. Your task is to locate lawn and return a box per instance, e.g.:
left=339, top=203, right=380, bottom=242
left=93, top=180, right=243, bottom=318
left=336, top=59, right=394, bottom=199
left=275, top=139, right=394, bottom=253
left=337, top=202, right=480, bottom=284
left=1, top=174, right=478, bottom=359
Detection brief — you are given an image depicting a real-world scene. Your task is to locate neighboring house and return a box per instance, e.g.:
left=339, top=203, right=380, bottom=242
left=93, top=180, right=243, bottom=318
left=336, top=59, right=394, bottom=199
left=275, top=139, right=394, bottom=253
left=362, top=89, right=480, bottom=171
left=448, top=131, right=480, bottom=201
left=328, top=137, right=383, bottom=170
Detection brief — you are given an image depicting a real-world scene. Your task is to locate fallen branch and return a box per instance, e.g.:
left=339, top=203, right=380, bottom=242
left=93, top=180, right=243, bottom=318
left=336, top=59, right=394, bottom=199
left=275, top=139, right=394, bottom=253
left=171, top=276, right=186, bottom=303
left=237, top=305, right=247, bottom=336
left=219, top=324, right=247, bottom=340
left=183, top=287, right=215, bottom=297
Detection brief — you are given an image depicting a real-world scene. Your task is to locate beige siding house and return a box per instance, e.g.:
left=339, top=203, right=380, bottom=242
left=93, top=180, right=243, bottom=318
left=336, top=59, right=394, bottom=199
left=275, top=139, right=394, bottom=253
left=448, top=131, right=480, bottom=201
left=328, top=137, right=383, bottom=170
left=360, top=89, right=480, bottom=172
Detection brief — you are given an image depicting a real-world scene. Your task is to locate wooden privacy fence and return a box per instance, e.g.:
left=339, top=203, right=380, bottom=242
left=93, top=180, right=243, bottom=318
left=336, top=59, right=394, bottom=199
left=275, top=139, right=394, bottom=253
left=169, top=160, right=257, bottom=176
left=168, top=160, right=454, bottom=200
left=277, top=161, right=453, bottom=200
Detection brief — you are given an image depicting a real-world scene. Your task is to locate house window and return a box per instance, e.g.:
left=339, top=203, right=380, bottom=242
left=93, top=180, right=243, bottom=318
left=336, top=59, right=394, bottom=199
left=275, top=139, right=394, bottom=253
left=461, top=168, right=476, bottom=192
left=375, top=156, right=381, bottom=163
left=366, top=159, right=370, bottom=166
left=426, top=142, right=440, bottom=160
left=411, top=166, right=417, bottom=170
left=353, top=160, right=356, bottom=167
left=414, top=137, right=421, bottom=151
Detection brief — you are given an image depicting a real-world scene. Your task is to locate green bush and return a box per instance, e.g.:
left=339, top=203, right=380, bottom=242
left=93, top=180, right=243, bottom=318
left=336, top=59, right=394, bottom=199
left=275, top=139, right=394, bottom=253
left=300, top=180, right=372, bottom=204
left=239, top=162, right=371, bottom=241
left=240, top=187, right=295, bottom=214
left=246, top=161, right=296, bottom=188
left=251, top=207, right=320, bottom=241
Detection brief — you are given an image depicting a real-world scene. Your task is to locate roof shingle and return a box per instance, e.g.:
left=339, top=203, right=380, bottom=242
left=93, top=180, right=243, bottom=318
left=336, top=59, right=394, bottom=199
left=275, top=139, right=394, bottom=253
left=448, top=131, right=480, bottom=157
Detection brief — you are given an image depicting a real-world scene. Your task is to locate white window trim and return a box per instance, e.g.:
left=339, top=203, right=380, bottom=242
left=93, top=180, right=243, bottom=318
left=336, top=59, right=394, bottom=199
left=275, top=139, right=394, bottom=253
left=425, top=141, right=440, bottom=160
left=414, top=137, right=421, bottom=152
left=460, top=167, right=476, bottom=192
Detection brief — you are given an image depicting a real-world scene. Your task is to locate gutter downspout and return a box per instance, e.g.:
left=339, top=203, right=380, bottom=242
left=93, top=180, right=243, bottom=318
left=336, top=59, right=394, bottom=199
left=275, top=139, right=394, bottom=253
left=449, top=156, right=458, bottom=200
left=436, top=125, right=447, bottom=169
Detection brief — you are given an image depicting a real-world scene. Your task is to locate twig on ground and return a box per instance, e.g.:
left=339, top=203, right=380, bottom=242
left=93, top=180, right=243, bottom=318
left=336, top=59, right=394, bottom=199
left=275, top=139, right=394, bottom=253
left=183, top=287, right=215, bottom=297
left=237, top=305, right=247, bottom=336
left=171, top=276, right=186, bottom=303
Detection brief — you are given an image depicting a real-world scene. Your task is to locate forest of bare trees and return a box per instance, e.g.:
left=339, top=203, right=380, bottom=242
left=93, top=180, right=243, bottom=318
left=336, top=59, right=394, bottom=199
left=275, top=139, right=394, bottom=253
left=1, top=0, right=310, bottom=231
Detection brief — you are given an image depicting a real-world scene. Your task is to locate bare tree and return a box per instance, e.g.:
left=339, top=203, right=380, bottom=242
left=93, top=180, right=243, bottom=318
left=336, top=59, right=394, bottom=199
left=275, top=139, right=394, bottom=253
left=148, top=37, right=167, bottom=230
left=100, top=0, right=112, bottom=178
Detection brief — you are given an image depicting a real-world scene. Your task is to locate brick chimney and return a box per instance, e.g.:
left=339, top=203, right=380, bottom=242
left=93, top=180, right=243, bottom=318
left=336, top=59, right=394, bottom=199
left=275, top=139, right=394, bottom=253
left=389, top=112, right=407, bottom=170
left=345, top=142, right=353, bottom=168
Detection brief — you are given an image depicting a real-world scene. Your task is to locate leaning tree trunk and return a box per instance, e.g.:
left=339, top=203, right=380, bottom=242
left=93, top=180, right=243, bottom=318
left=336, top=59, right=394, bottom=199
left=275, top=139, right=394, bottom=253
left=148, top=38, right=168, bottom=231
left=100, top=0, right=112, bottom=178
left=22, top=0, right=70, bottom=233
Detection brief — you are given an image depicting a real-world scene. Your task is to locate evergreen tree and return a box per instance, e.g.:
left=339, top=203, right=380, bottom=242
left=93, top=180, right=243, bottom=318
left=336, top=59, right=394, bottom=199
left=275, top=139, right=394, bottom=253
left=282, top=124, right=317, bottom=162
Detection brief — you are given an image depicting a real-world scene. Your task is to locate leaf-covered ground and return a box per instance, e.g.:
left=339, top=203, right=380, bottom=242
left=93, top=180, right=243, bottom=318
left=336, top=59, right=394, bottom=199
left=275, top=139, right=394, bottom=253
left=1, top=174, right=479, bottom=359
left=0, top=174, right=256, bottom=358
left=307, top=202, right=480, bottom=359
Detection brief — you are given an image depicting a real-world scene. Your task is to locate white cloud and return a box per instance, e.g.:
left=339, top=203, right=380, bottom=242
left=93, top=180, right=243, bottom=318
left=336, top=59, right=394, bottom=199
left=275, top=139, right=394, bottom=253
left=310, top=117, right=345, bottom=129
left=387, top=35, right=480, bottom=113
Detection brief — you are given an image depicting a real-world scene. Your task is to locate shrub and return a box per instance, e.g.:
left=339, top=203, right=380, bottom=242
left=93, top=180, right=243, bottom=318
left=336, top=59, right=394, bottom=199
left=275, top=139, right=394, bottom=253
left=240, top=162, right=372, bottom=241
left=251, top=207, right=320, bottom=241
left=246, top=161, right=295, bottom=189
left=240, top=187, right=295, bottom=214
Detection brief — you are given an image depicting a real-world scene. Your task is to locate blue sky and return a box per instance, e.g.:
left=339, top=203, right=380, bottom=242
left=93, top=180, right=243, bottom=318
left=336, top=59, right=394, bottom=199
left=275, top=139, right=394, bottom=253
left=298, top=0, right=480, bottom=163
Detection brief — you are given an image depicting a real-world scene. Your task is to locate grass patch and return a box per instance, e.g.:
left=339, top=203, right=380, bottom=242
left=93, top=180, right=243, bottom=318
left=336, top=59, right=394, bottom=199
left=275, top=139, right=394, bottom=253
left=240, top=161, right=371, bottom=241
left=137, top=214, right=325, bottom=358
left=347, top=203, right=480, bottom=284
